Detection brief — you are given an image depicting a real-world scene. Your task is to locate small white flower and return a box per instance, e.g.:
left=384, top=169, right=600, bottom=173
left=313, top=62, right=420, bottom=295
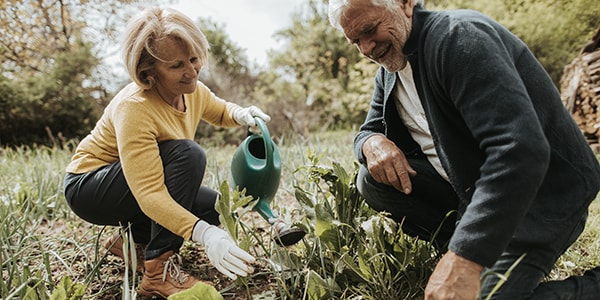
left=360, top=216, right=379, bottom=235
left=562, top=261, right=576, bottom=268
left=382, top=219, right=394, bottom=235
left=12, top=182, right=21, bottom=194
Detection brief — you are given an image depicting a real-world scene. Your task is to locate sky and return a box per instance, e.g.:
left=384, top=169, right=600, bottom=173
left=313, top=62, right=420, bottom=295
left=167, top=0, right=307, bottom=65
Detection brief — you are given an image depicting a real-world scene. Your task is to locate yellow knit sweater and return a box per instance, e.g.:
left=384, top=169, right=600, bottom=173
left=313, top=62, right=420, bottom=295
left=66, top=81, right=240, bottom=240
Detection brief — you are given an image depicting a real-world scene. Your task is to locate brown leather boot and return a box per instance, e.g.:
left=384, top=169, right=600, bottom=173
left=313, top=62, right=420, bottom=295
left=103, top=232, right=145, bottom=273
left=138, top=251, right=210, bottom=298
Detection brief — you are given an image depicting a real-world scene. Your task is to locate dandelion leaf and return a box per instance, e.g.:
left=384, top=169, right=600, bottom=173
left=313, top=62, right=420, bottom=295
left=50, top=276, right=86, bottom=300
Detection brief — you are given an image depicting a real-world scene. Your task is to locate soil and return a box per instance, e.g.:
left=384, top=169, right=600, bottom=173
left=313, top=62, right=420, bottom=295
left=37, top=196, right=300, bottom=300
left=90, top=217, right=282, bottom=299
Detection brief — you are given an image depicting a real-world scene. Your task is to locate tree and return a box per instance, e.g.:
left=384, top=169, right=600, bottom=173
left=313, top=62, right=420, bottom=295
left=250, top=0, right=600, bottom=136
left=0, top=40, right=100, bottom=146
left=0, top=0, right=166, bottom=146
left=193, top=17, right=261, bottom=143
left=260, top=0, right=375, bottom=133
left=0, top=0, right=164, bottom=80
left=196, top=17, right=256, bottom=102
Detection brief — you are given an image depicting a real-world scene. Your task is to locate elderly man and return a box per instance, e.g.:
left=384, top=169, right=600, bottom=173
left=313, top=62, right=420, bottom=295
left=328, top=0, right=600, bottom=299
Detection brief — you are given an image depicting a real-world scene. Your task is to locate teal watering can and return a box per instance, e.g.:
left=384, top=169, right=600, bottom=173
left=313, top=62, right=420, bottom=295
left=230, top=117, right=305, bottom=246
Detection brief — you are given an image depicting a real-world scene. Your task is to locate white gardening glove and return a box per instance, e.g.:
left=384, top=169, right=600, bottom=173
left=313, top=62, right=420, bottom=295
left=192, top=220, right=256, bottom=280
left=232, top=105, right=271, bottom=126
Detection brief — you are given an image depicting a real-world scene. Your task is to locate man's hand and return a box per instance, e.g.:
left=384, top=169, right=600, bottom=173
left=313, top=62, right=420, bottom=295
left=362, top=134, right=416, bottom=194
left=425, top=251, right=483, bottom=300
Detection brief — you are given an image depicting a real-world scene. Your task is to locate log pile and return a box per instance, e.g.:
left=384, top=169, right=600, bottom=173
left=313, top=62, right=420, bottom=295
left=560, top=27, right=600, bottom=148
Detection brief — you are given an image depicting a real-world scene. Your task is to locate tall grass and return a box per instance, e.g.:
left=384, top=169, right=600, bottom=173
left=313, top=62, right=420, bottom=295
left=0, top=145, right=106, bottom=299
left=1, top=132, right=599, bottom=299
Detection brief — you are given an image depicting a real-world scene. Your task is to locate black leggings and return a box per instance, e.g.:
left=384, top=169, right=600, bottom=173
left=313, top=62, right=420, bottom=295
left=64, top=139, right=220, bottom=259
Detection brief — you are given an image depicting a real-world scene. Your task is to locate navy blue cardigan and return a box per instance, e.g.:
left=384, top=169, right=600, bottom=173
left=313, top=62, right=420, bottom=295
left=354, top=7, right=600, bottom=267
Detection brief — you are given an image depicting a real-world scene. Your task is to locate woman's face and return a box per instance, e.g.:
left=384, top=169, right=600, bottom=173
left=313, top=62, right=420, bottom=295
left=152, top=37, right=202, bottom=102
left=340, top=0, right=414, bottom=72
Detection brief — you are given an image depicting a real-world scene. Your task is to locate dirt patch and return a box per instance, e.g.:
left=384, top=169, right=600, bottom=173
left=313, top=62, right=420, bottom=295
left=38, top=196, right=302, bottom=299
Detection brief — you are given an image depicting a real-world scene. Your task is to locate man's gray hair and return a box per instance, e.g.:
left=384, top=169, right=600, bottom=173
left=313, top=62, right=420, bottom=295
left=328, top=0, right=425, bottom=31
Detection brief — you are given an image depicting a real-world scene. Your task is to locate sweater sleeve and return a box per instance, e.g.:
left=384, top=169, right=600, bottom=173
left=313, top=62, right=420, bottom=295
left=112, top=99, right=200, bottom=240
left=194, top=81, right=240, bottom=128
left=354, top=67, right=388, bottom=164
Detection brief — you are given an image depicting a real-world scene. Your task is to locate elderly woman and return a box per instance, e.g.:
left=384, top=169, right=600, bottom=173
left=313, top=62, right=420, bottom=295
left=63, top=7, right=266, bottom=298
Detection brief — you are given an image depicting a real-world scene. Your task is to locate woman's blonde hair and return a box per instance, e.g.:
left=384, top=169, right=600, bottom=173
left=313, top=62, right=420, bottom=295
left=122, top=7, right=210, bottom=90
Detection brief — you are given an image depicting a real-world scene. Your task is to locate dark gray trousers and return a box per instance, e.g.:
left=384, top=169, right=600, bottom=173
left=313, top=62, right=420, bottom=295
left=64, top=139, right=220, bottom=259
left=356, top=153, right=458, bottom=249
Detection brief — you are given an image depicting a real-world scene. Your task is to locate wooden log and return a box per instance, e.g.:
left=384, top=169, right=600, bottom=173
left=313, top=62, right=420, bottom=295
left=582, top=50, right=600, bottom=64
left=560, top=42, right=600, bottom=146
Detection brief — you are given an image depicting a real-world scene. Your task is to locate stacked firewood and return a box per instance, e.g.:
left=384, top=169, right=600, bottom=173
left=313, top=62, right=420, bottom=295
left=560, top=27, right=600, bottom=147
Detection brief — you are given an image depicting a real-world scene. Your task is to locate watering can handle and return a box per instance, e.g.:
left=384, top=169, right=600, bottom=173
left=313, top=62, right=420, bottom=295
left=254, top=116, right=274, bottom=167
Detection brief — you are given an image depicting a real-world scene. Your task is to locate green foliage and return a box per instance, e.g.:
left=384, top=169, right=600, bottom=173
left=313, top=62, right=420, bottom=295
left=266, top=0, right=374, bottom=131
left=249, top=70, right=312, bottom=137
left=428, top=0, right=600, bottom=85
left=0, top=0, right=167, bottom=147
left=1, top=134, right=600, bottom=298
left=0, top=145, right=108, bottom=299
left=196, top=17, right=256, bottom=100
left=0, top=146, right=71, bottom=219
left=3, top=0, right=598, bottom=147
left=0, top=0, right=165, bottom=81
left=50, top=277, right=86, bottom=300
left=212, top=143, right=436, bottom=299
left=193, top=17, right=260, bottom=144
left=277, top=152, right=436, bottom=299
left=0, top=72, right=27, bottom=144
left=0, top=40, right=102, bottom=146
left=216, top=181, right=255, bottom=242
left=117, top=226, right=139, bottom=300
left=222, top=150, right=436, bottom=299
left=197, top=19, right=252, bottom=84
left=253, top=0, right=599, bottom=136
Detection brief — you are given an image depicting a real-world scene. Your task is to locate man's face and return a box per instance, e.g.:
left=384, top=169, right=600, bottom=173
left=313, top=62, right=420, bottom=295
left=340, top=0, right=414, bottom=72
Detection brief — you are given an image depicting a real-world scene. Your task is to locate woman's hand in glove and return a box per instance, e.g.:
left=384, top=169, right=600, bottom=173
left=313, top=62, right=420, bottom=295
left=232, top=105, right=271, bottom=126
left=192, top=220, right=256, bottom=280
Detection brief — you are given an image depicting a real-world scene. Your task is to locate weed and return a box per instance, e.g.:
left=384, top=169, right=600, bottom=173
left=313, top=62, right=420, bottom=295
left=1, top=132, right=599, bottom=299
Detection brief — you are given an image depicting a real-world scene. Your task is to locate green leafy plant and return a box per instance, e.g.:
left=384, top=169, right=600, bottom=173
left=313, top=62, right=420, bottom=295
left=262, top=151, right=438, bottom=299
left=213, top=149, right=438, bottom=299
left=49, top=277, right=85, bottom=300
left=2, top=134, right=598, bottom=299
left=215, top=181, right=258, bottom=252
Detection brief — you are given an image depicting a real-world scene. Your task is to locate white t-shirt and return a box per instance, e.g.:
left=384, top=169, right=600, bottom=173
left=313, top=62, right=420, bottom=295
left=394, top=63, right=449, bottom=181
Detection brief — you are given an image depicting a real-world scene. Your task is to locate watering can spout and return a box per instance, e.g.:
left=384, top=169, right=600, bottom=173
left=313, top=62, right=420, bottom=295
left=230, top=117, right=305, bottom=246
